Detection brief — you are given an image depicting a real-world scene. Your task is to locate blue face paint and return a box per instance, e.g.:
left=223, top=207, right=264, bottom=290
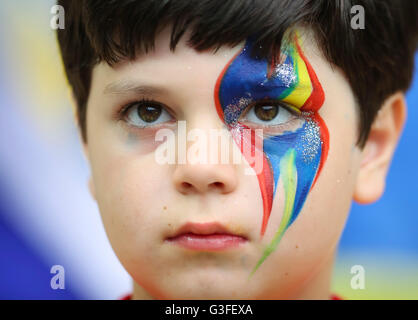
left=214, top=34, right=329, bottom=274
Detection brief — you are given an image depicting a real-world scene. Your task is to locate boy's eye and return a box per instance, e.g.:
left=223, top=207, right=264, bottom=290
left=254, top=105, right=278, bottom=121
left=240, top=101, right=299, bottom=127
left=124, top=100, right=173, bottom=127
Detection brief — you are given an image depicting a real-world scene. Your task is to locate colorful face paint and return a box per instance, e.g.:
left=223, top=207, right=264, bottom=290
left=214, top=33, right=329, bottom=275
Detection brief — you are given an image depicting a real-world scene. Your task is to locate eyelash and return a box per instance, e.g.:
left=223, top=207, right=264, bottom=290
left=118, top=98, right=155, bottom=117
left=116, top=97, right=173, bottom=124
left=242, top=98, right=301, bottom=118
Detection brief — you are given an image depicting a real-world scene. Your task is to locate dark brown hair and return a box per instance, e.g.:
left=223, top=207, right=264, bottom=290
left=56, top=0, right=418, bottom=147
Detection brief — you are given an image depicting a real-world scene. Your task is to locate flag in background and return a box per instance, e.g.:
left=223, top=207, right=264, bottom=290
left=0, top=0, right=131, bottom=299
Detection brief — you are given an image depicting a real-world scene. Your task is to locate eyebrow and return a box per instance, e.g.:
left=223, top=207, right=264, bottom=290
left=103, top=79, right=169, bottom=95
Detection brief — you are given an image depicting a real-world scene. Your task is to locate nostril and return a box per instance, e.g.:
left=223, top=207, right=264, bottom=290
left=211, top=182, right=224, bottom=189
left=181, top=182, right=193, bottom=190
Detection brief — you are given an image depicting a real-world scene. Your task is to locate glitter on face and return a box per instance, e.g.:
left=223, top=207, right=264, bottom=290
left=264, top=61, right=297, bottom=88
left=296, top=114, right=321, bottom=163
left=214, top=32, right=329, bottom=275
left=224, top=97, right=254, bottom=124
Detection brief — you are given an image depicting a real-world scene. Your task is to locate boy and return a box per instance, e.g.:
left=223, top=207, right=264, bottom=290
left=56, top=0, right=418, bottom=299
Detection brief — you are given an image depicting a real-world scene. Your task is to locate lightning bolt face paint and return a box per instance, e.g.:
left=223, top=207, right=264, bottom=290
left=214, top=33, right=329, bottom=275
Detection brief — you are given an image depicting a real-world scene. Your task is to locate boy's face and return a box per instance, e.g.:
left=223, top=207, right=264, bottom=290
left=84, top=27, right=363, bottom=299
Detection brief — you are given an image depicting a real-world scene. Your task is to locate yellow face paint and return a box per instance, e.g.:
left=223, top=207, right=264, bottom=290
left=215, top=31, right=329, bottom=276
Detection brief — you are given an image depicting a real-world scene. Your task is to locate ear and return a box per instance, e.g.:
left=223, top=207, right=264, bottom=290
left=353, top=92, right=407, bottom=204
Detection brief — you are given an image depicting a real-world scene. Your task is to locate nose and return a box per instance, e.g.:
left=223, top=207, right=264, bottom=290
left=171, top=109, right=240, bottom=194
left=173, top=162, right=238, bottom=194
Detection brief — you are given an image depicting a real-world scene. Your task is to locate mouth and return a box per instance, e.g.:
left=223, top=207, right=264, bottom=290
left=165, top=221, right=248, bottom=251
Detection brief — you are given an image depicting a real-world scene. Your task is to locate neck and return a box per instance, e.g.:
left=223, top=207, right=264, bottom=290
left=132, top=282, right=156, bottom=300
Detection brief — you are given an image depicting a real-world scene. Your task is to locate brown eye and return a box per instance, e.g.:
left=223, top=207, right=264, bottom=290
left=137, top=104, right=162, bottom=123
left=239, top=100, right=298, bottom=128
left=124, top=100, right=173, bottom=128
left=254, top=105, right=278, bottom=121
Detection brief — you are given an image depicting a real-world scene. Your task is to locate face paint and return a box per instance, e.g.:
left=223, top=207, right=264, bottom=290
left=214, top=33, right=329, bottom=275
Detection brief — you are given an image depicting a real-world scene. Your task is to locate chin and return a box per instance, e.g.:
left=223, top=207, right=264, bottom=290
left=158, top=272, right=256, bottom=299
left=166, top=286, right=253, bottom=300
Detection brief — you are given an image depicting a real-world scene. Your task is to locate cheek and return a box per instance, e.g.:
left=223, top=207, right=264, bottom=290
left=86, top=107, right=174, bottom=231
left=252, top=96, right=360, bottom=276
left=253, top=131, right=358, bottom=291
left=89, top=141, right=170, bottom=255
left=278, top=110, right=360, bottom=259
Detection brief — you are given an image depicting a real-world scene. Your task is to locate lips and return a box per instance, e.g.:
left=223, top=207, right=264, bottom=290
left=165, top=222, right=248, bottom=251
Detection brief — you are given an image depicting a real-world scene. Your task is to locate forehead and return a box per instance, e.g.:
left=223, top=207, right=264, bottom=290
left=90, top=26, right=325, bottom=104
